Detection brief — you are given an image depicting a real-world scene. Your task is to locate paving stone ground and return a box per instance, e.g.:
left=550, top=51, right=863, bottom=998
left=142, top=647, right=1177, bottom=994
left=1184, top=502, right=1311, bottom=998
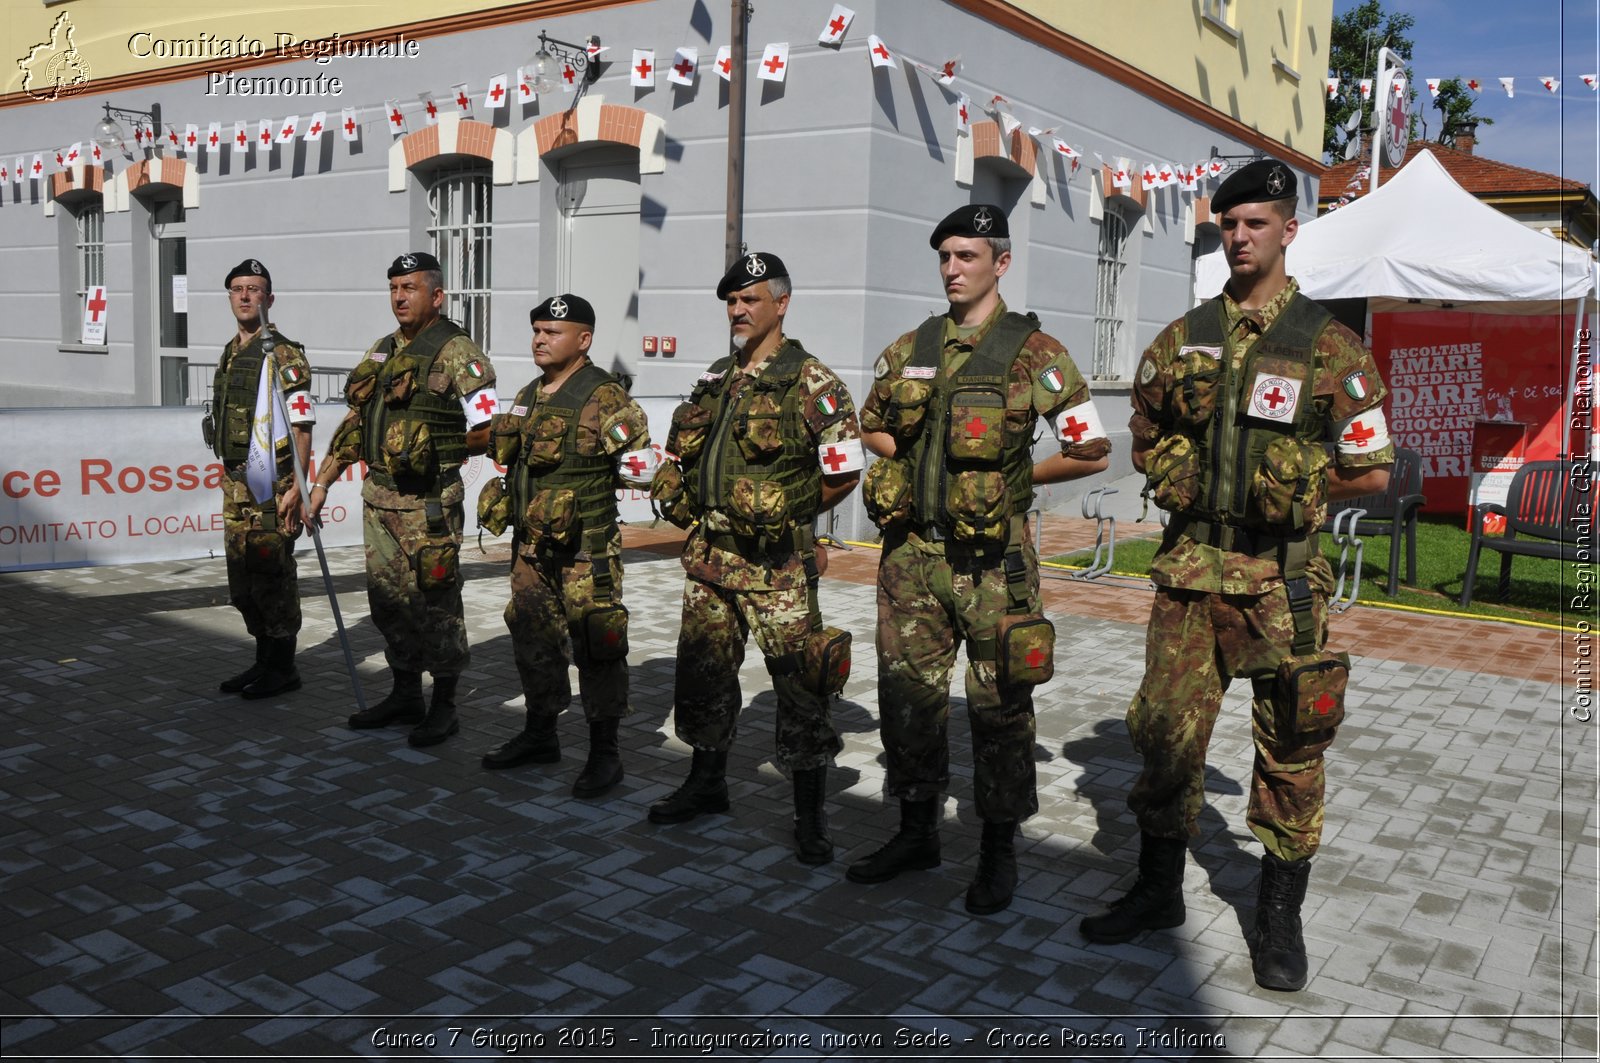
left=1, top=522, right=1595, bottom=1061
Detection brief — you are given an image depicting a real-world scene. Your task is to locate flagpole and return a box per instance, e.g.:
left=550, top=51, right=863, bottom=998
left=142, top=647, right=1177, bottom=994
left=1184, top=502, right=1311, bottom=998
left=725, top=0, right=749, bottom=268
left=258, top=303, right=368, bottom=713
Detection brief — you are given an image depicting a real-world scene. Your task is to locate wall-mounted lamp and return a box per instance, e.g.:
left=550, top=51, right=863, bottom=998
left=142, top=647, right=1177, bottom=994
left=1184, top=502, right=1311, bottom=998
left=93, top=101, right=162, bottom=156
left=528, top=31, right=602, bottom=104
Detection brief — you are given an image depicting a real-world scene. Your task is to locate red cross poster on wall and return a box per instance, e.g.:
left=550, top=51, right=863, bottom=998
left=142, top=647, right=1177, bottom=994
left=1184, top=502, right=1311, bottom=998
left=1367, top=308, right=1573, bottom=513
left=81, top=286, right=108, bottom=345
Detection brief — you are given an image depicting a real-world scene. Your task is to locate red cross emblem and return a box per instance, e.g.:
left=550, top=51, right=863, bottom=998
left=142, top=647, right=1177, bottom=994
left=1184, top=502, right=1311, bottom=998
left=208, top=131, right=219, bottom=147
left=828, top=14, right=846, bottom=36
left=134, top=128, right=145, bottom=144
left=821, top=446, right=848, bottom=472
left=1314, top=693, right=1336, bottom=715
left=430, top=563, right=448, bottom=580
left=718, top=56, right=732, bottom=74
left=942, top=61, right=957, bottom=79
left=86, top=289, right=107, bottom=322
left=1159, top=169, right=1172, bottom=182
left=1261, top=387, right=1287, bottom=410
left=456, top=91, right=469, bottom=109
left=520, top=80, right=531, bottom=98
left=308, top=121, right=322, bottom=137
left=673, top=57, right=694, bottom=79
left=1025, top=647, right=1047, bottom=669
left=959, top=101, right=969, bottom=123
left=259, top=545, right=275, bottom=560
left=1341, top=420, right=1376, bottom=448
left=236, top=129, right=249, bottom=147
left=261, top=128, right=272, bottom=144
left=281, top=124, right=294, bottom=138
left=168, top=130, right=180, bottom=146
left=603, top=629, right=621, bottom=646
left=764, top=53, right=785, bottom=74
left=425, top=99, right=438, bottom=119
left=872, top=42, right=890, bottom=60
left=635, top=57, right=653, bottom=79
left=1115, top=169, right=1127, bottom=182
left=473, top=392, right=497, bottom=416
left=622, top=454, right=648, bottom=477
left=389, top=109, right=403, bottom=128
left=31, top=160, right=41, bottom=175
left=1060, top=416, right=1088, bottom=442
left=289, top=393, right=312, bottom=417
left=344, top=117, right=356, bottom=136
left=964, top=415, right=988, bottom=438
left=563, top=64, right=577, bottom=84
left=183, top=130, right=195, bottom=147
left=489, top=83, right=505, bottom=103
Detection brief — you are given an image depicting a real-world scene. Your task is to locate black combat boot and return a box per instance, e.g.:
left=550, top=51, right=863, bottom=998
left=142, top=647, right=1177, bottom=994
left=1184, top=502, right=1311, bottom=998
left=647, top=749, right=730, bottom=824
left=241, top=636, right=302, bottom=700
left=1252, top=852, right=1313, bottom=991
left=481, top=713, right=561, bottom=769
left=845, top=798, right=942, bottom=884
left=965, top=819, right=1019, bottom=915
left=571, top=718, right=624, bottom=798
left=220, top=638, right=269, bottom=694
left=791, top=766, right=833, bottom=865
left=1079, top=833, right=1188, bottom=943
left=347, top=669, right=425, bottom=729
left=408, top=674, right=461, bottom=748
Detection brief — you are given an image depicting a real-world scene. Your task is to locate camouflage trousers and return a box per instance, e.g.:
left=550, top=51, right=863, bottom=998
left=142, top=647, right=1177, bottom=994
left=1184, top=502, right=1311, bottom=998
left=504, top=547, right=629, bottom=723
left=363, top=501, right=469, bottom=676
left=876, top=531, right=1042, bottom=823
left=672, top=574, right=842, bottom=773
left=222, top=476, right=301, bottom=639
left=1126, top=584, right=1336, bottom=862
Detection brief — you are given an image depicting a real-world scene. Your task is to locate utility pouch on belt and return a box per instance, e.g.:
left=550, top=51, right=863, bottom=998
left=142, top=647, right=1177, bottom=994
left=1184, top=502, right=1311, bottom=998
left=726, top=476, right=789, bottom=539
left=1251, top=436, right=1329, bottom=526
left=1170, top=349, right=1222, bottom=428
left=414, top=542, right=459, bottom=592
left=945, top=386, right=1006, bottom=463
left=1274, top=649, right=1349, bottom=735
left=650, top=461, right=695, bottom=528
left=734, top=391, right=785, bottom=460
left=1144, top=433, right=1201, bottom=512
left=346, top=360, right=380, bottom=407
left=329, top=414, right=363, bottom=464
left=490, top=413, right=522, bottom=467
left=382, top=420, right=435, bottom=477
left=884, top=378, right=933, bottom=441
left=581, top=603, right=630, bottom=662
left=667, top=401, right=714, bottom=466
left=200, top=409, right=216, bottom=449
left=523, top=488, right=579, bottom=547
left=995, top=614, right=1055, bottom=687
left=476, top=477, right=511, bottom=536
left=521, top=413, right=567, bottom=471
left=862, top=457, right=913, bottom=529
left=947, top=470, right=1008, bottom=545
left=801, top=625, right=852, bottom=697
left=243, top=529, right=290, bottom=575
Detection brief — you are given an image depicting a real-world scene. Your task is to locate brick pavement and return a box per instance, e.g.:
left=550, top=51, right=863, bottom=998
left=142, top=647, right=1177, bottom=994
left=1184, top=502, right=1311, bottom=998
left=0, top=523, right=1594, bottom=1060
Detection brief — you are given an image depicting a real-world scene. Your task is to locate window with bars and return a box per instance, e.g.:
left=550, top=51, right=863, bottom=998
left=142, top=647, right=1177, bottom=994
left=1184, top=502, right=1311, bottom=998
left=1092, top=208, right=1129, bottom=379
left=426, top=168, right=492, bottom=348
left=75, top=203, right=104, bottom=303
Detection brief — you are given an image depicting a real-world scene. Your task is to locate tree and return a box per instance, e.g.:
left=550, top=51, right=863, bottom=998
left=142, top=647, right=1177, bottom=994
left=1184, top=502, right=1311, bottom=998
left=1430, top=78, right=1494, bottom=147
left=1324, top=0, right=1415, bottom=158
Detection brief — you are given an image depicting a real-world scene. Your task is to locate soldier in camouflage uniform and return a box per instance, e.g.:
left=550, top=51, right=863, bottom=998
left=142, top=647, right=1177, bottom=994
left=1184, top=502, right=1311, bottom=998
left=647, top=252, right=864, bottom=867
left=309, top=252, right=499, bottom=748
left=209, top=259, right=317, bottom=701
left=852, top=205, right=1111, bottom=915
left=1078, top=160, right=1393, bottom=992
left=478, top=294, right=658, bottom=798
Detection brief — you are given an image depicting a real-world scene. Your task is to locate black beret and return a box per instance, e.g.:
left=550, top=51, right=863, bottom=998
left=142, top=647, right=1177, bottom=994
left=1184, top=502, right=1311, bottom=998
left=387, top=251, right=442, bottom=278
left=531, top=293, right=596, bottom=327
left=1211, top=159, right=1297, bottom=215
left=224, top=258, right=271, bottom=290
left=929, top=203, right=1009, bottom=248
left=716, top=251, right=789, bottom=299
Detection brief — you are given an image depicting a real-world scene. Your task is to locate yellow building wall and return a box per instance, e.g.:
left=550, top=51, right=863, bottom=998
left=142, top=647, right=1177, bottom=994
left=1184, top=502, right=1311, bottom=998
left=1006, top=0, right=1332, bottom=158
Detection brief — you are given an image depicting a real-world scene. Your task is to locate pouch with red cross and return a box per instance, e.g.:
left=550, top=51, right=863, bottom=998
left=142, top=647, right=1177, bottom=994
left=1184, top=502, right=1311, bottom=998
left=995, top=614, right=1055, bottom=688
left=1274, top=649, right=1350, bottom=735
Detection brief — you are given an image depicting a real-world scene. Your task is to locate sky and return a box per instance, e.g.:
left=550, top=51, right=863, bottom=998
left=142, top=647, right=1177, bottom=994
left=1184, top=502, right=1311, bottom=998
left=1331, top=0, right=1599, bottom=187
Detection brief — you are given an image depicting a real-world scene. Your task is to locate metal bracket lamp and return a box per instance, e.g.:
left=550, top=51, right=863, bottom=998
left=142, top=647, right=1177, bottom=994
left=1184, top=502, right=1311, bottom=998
left=529, top=31, right=602, bottom=105
left=93, top=101, right=162, bottom=156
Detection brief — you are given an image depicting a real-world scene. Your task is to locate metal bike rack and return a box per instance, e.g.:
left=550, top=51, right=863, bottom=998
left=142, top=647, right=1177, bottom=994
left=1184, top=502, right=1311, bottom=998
left=1328, top=507, right=1367, bottom=612
left=1069, top=486, right=1119, bottom=580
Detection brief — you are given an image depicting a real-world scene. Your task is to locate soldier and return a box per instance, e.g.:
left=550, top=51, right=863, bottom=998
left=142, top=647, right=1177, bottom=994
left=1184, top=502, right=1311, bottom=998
left=852, top=205, right=1110, bottom=915
left=308, top=252, right=499, bottom=748
left=208, top=258, right=316, bottom=700
left=1078, top=160, right=1393, bottom=992
left=647, top=252, right=863, bottom=866
left=478, top=294, right=657, bottom=797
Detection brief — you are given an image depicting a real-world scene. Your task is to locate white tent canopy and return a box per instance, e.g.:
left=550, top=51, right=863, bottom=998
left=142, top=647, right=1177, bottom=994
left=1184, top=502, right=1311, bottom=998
left=1194, top=149, right=1597, bottom=313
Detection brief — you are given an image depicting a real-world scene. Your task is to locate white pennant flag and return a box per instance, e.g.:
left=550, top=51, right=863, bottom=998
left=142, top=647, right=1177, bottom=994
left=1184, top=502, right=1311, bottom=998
left=304, top=111, right=327, bottom=141
left=758, top=42, right=789, bottom=82
left=1390, top=76, right=1406, bottom=98
left=14, top=157, right=24, bottom=182
left=1358, top=78, right=1372, bottom=100
left=420, top=92, right=441, bottom=125
left=64, top=142, right=82, bottom=166
left=205, top=121, right=222, bottom=153
left=933, top=57, right=960, bottom=85
left=340, top=108, right=359, bottom=142
left=1540, top=76, right=1560, bottom=94
left=668, top=47, right=698, bottom=87
left=1053, top=139, right=1081, bottom=173
left=385, top=101, right=407, bottom=136
left=515, top=67, right=535, bottom=103
left=1140, top=163, right=1159, bottom=190
left=182, top=124, right=199, bottom=154
left=1582, top=74, right=1598, bottom=90
left=1426, top=77, right=1441, bottom=99
left=29, top=153, right=44, bottom=180
left=258, top=119, right=273, bottom=148
left=558, top=57, right=580, bottom=92
left=1158, top=162, right=1178, bottom=187
left=866, top=35, right=894, bottom=69
left=714, top=45, right=733, bottom=81
left=165, top=125, right=181, bottom=151
left=453, top=83, right=473, bottom=116
left=1207, top=158, right=1225, bottom=179
left=818, top=4, right=855, bottom=45
left=1326, top=77, right=1339, bottom=99
left=631, top=49, right=656, bottom=88
left=484, top=73, right=510, bottom=110
left=232, top=120, right=249, bottom=153
left=1110, top=160, right=1132, bottom=189
left=1178, top=164, right=1197, bottom=191
left=245, top=353, right=289, bottom=505
left=1465, top=78, right=1482, bottom=93
left=276, top=115, right=299, bottom=144
left=955, top=94, right=971, bottom=135
left=1499, top=77, right=1515, bottom=97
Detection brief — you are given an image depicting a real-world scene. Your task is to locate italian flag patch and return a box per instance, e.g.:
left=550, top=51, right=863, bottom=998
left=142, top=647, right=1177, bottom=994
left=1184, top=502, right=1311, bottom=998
left=279, top=365, right=304, bottom=386
left=816, top=392, right=840, bottom=417
left=1039, top=366, right=1065, bottom=393
left=466, top=359, right=486, bottom=380
left=608, top=422, right=632, bottom=445
left=1342, top=371, right=1369, bottom=401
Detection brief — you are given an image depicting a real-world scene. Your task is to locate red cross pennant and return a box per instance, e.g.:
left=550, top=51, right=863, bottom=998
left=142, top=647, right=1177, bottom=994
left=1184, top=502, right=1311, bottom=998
left=673, top=57, right=694, bottom=79
left=1261, top=386, right=1288, bottom=410
left=473, top=392, right=497, bottom=416
left=425, top=99, right=438, bottom=119
left=261, top=127, right=273, bottom=144
left=185, top=130, right=197, bottom=147
left=958, top=100, right=969, bottom=123
left=519, top=79, right=532, bottom=98
left=344, top=117, right=357, bottom=136
left=622, top=454, right=648, bottom=477
left=964, top=415, right=989, bottom=439
left=308, top=120, right=322, bottom=136
left=236, top=129, right=249, bottom=147
left=873, top=42, right=891, bottom=60
left=455, top=90, right=470, bottom=109
left=563, top=64, right=577, bottom=84
left=1314, top=693, right=1336, bottom=715
left=942, top=61, right=958, bottom=79
left=821, top=445, right=849, bottom=472
left=280, top=124, right=295, bottom=138
left=719, top=56, right=732, bottom=74
left=1059, top=416, right=1089, bottom=442
left=389, top=108, right=403, bottom=127
left=86, top=289, right=107, bottom=322
left=764, top=54, right=785, bottom=74
left=288, top=393, right=312, bottom=418
left=635, top=57, right=653, bottom=79
left=208, top=131, right=219, bottom=147
left=1025, top=646, right=1047, bottom=669
left=489, top=83, right=505, bottom=103
left=828, top=15, right=846, bottom=36
left=31, top=159, right=42, bottom=176
left=1341, top=420, right=1376, bottom=448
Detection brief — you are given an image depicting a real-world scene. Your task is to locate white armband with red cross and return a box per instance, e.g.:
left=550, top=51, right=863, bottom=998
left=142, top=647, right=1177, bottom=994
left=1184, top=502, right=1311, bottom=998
left=817, top=438, right=866, bottom=475
left=616, top=447, right=661, bottom=486
left=1335, top=408, right=1391, bottom=456
left=461, top=386, right=500, bottom=427
left=284, top=390, right=317, bottom=425
left=1053, top=400, right=1107, bottom=446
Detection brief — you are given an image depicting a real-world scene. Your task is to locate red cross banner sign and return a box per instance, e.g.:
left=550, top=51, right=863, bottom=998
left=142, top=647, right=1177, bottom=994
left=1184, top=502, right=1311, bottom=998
left=631, top=49, right=656, bottom=88
left=385, top=100, right=407, bottom=135
left=714, top=45, right=733, bottom=81
left=232, top=120, right=249, bottom=154
left=484, top=73, right=509, bottom=110
left=758, top=42, right=789, bottom=83
left=1583, top=74, right=1598, bottom=90
left=818, top=4, right=855, bottom=45
left=956, top=94, right=970, bottom=135
left=80, top=286, right=108, bottom=346
left=453, top=83, right=473, bottom=117
left=867, top=35, right=894, bottom=69
left=341, top=108, right=360, bottom=143
left=1111, top=161, right=1132, bottom=190
left=419, top=92, right=441, bottom=125
left=460, top=387, right=501, bottom=427
left=516, top=68, right=534, bottom=102
left=1053, top=400, right=1106, bottom=447
left=1426, top=77, right=1441, bottom=99
left=205, top=122, right=221, bottom=154
left=276, top=116, right=299, bottom=145
left=29, top=154, right=42, bottom=180
left=668, top=48, right=698, bottom=87
left=259, top=119, right=273, bottom=147
left=1326, top=77, right=1339, bottom=99
left=1540, top=76, right=1560, bottom=94
left=617, top=447, right=662, bottom=486
left=304, top=112, right=326, bottom=142
left=183, top=124, right=199, bottom=155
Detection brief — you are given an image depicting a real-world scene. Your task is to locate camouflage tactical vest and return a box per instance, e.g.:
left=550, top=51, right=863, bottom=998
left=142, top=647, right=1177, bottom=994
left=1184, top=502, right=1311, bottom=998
left=362, top=317, right=471, bottom=489
left=904, top=312, right=1039, bottom=534
left=212, top=329, right=295, bottom=463
left=691, top=339, right=823, bottom=532
left=509, top=362, right=620, bottom=554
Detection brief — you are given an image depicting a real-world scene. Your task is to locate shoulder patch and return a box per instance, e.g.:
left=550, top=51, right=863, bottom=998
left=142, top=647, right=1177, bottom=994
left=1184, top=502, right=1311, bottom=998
left=1137, top=357, right=1158, bottom=386
left=465, top=358, right=486, bottom=380
left=873, top=355, right=889, bottom=379
left=1342, top=370, right=1369, bottom=401
left=278, top=365, right=305, bottom=387
left=1039, top=366, right=1065, bottom=393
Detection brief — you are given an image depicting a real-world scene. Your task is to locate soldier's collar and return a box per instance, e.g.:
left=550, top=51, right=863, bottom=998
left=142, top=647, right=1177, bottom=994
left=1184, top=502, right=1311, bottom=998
left=1223, top=277, right=1298, bottom=334
left=945, top=299, right=1008, bottom=347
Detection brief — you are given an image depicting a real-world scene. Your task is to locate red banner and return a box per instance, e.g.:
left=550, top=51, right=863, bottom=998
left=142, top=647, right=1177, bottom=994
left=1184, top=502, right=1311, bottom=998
left=1369, top=309, right=1571, bottom=511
